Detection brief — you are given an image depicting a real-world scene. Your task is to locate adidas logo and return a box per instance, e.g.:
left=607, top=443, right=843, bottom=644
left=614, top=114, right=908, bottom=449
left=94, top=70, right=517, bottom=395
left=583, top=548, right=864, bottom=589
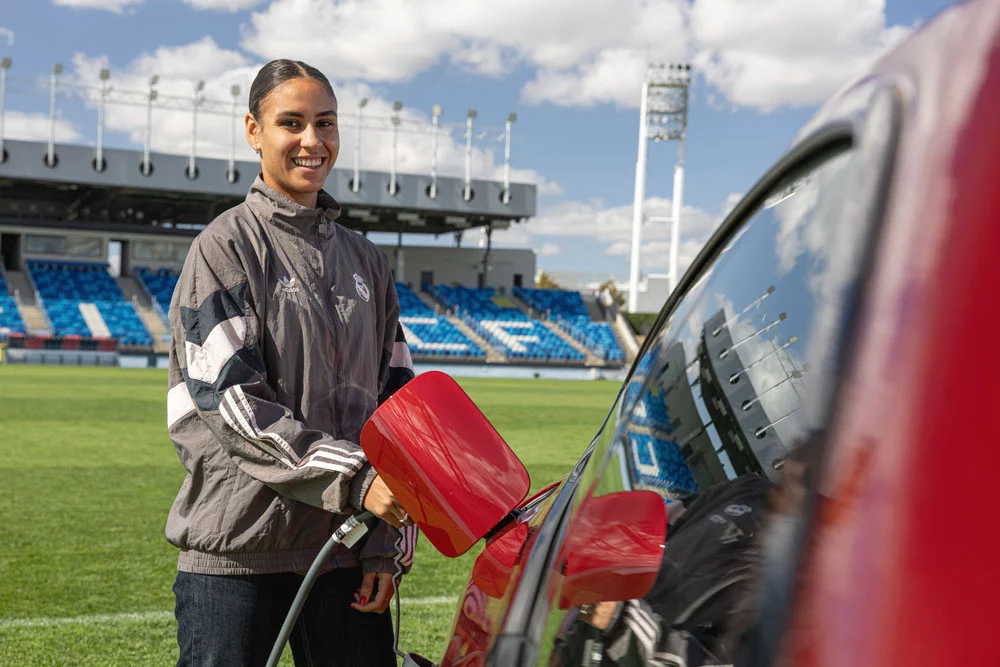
left=278, top=275, right=300, bottom=294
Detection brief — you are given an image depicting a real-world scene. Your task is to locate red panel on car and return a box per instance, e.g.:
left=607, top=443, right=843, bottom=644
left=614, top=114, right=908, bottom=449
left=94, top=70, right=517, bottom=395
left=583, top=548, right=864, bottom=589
left=361, top=371, right=531, bottom=558
left=558, top=490, right=666, bottom=609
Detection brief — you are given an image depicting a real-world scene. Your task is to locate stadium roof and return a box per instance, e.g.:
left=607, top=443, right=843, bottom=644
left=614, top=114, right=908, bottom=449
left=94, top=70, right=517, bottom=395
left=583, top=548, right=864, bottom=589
left=0, top=139, right=536, bottom=238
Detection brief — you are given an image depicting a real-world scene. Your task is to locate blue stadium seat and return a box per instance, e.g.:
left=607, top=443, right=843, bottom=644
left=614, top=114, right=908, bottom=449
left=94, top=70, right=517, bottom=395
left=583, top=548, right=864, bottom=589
left=134, top=267, right=179, bottom=319
left=0, top=271, right=26, bottom=336
left=512, top=287, right=625, bottom=363
left=429, top=285, right=585, bottom=362
left=27, top=261, right=152, bottom=346
left=626, top=431, right=699, bottom=498
left=395, top=283, right=485, bottom=358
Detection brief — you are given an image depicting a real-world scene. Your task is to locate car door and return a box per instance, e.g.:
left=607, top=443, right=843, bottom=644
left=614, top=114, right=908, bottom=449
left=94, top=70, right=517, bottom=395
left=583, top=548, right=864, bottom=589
left=486, top=82, right=901, bottom=667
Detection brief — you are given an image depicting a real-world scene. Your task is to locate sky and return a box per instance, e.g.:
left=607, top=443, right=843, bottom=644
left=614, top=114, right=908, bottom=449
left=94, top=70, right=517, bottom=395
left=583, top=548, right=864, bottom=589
left=0, top=0, right=956, bottom=283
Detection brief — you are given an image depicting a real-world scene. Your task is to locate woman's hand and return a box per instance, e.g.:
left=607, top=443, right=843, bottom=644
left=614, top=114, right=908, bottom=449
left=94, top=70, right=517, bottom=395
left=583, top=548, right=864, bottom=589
left=362, top=475, right=414, bottom=527
left=351, top=571, right=395, bottom=614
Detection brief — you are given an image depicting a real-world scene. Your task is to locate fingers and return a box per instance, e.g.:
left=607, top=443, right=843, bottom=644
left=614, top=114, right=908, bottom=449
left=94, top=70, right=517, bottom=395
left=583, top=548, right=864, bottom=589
left=350, top=571, right=376, bottom=611
left=351, top=572, right=395, bottom=614
left=362, top=476, right=415, bottom=527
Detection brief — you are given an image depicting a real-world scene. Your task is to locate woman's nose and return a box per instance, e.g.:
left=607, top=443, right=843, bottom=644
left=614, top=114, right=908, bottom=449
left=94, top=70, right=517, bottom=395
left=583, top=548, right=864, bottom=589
left=301, top=124, right=321, bottom=148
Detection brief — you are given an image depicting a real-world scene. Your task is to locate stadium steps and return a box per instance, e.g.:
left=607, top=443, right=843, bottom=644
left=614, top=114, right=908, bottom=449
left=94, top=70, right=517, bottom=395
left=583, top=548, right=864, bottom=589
left=78, top=302, right=112, bottom=338
left=537, top=319, right=605, bottom=366
left=504, top=291, right=536, bottom=318
left=412, top=287, right=444, bottom=315
left=4, top=270, right=50, bottom=334
left=117, top=276, right=170, bottom=353
left=447, top=316, right=508, bottom=364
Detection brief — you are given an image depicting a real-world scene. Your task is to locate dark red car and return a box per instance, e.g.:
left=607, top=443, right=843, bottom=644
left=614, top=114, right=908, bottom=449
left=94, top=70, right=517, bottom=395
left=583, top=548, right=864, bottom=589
left=377, top=2, right=1000, bottom=665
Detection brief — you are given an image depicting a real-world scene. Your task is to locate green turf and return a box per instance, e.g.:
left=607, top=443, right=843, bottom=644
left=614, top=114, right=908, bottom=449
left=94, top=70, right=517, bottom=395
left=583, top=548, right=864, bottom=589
left=0, top=366, right=618, bottom=665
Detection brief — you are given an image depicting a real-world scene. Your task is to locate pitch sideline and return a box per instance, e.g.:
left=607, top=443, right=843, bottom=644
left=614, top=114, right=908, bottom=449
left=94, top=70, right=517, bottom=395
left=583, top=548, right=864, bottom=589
left=0, top=597, right=458, bottom=630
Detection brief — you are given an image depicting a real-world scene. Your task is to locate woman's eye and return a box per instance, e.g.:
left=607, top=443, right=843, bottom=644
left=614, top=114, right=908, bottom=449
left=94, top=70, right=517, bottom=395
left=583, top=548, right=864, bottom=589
left=281, top=120, right=300, bottom=128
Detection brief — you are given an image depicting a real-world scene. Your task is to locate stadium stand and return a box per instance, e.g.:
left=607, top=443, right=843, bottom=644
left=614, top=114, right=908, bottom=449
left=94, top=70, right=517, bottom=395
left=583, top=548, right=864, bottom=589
left=0, top=270, right=26, bottom=336
left=626, top=431, right=700, bottom=498
left=134, top=267, right=179, bottom=324
left=27, top=260, right=152, bottom=346
left=429, top=284, right=585, bottom=362
left=512, top=287, right=625, bottom=363
left=396, top=282, right=486, bottom=358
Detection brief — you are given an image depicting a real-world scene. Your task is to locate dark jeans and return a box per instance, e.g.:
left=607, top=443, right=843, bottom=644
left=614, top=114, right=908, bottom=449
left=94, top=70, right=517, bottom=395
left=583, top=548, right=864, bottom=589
left=174, top=568, right=396, bottom=667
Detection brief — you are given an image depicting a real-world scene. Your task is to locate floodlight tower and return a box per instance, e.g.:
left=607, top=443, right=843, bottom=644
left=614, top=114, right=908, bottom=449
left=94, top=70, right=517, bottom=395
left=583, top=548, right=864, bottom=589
left=0, top=57, right=10, bottom=162
left=46, top=62, right=63, bottom=168
left=628, top=63, right=691, bottom=313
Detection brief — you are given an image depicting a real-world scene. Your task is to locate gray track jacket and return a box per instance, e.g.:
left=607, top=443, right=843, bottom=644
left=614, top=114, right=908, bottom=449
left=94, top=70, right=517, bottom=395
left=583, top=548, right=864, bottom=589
left=165, top=175, right=416, bottom=575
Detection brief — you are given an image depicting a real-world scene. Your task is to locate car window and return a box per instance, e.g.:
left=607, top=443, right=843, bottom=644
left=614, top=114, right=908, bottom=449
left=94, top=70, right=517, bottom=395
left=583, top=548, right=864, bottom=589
left=532, top=86, right=899, bottom=667
left=619, top=146, right=858, bottom=497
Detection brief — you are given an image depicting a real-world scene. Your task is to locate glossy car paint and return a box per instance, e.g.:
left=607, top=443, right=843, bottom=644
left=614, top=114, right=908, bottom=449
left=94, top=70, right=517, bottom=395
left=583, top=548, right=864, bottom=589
left=361, top=370, right=530, bottom=557
left=555, top=490, right=666, bottom=610
left=782, top=2, right=1000, bottom=666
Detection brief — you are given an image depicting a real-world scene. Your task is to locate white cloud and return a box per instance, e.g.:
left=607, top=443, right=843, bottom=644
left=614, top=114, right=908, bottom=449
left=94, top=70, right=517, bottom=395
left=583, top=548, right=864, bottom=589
left=492, top=193, right=731, bottom=277
left=182, top=0, right=266, bottom=10
left=691, top=0, right=913, bottom=111
left=52, top=0, right=143, bottom=13
left=238, top=0, right=910, bottom=112
left=537, top=243, right=561, bottom=256
left=0, top=27, right=14, bottom=47
left=1, top=111, right=82, bottom=143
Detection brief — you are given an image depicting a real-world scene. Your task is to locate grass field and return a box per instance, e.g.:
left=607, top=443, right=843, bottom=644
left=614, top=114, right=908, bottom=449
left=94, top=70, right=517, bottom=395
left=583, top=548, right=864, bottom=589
left=0, top=365, right=619, bottom=665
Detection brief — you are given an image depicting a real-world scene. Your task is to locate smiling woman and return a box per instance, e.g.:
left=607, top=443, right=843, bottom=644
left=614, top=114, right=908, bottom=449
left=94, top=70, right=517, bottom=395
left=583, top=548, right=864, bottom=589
left=245, top=60, right=341, bottom=208
left=164, top=58, right=417, bottom=667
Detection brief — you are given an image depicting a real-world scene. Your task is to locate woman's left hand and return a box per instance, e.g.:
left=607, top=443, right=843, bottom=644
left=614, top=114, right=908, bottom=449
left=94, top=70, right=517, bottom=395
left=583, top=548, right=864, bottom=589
left=351, top=571, right=395, bottom=614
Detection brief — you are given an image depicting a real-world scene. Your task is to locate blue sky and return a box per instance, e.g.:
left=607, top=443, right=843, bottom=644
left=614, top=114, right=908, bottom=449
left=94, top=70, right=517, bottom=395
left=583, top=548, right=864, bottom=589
left=0, top=0, right=956, bottom=282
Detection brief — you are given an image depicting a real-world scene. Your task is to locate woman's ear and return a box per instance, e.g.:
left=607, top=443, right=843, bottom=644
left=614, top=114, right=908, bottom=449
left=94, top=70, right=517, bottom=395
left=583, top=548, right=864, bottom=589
left=244, top=112, right=261, bottom=155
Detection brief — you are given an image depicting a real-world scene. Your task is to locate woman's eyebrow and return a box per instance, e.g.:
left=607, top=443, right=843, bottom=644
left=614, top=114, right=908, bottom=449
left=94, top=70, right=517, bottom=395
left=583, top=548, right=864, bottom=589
left=273, top=110, right=338, bottom=118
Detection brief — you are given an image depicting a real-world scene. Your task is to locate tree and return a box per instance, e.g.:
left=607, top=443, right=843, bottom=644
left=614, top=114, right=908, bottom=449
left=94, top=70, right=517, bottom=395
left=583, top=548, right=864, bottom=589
left=598, top=279, right=626, bottom=308
left=535, top=271, right=563, bottom=289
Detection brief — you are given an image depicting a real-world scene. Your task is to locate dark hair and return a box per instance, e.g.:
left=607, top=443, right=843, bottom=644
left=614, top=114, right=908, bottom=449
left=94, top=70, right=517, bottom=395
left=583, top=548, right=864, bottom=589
left=248, top=59, right=336, bottom=119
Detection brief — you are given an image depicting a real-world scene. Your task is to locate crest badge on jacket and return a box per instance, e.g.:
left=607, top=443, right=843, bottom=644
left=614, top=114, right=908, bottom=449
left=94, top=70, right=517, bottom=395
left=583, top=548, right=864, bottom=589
left=353, top=272, right=371, bottom=302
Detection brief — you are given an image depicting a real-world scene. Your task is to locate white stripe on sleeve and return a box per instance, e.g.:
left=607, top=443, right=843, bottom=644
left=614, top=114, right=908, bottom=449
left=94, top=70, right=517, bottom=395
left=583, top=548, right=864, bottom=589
left=185, top=316, right=247, bottom=384
left=167, top=383, right=197, bottom=429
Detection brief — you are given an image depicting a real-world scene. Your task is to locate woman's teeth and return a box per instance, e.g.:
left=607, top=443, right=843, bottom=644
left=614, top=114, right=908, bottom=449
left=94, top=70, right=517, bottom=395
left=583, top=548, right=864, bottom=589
left=293, top=157, right=323, bottom=167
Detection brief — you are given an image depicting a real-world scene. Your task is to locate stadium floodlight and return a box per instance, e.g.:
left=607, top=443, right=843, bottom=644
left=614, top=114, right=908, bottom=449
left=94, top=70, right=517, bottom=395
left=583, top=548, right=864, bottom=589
left=94, top=68, right=111, bottom=172
left=188, top=80, right=205, bottom=179
left=141, top=75, right=159, bottom=176
left=46, top=62, right=63, bottom=167
left=502, top=112, right=516, bottom=204
left=429, top=104, right=442, bottom=199
left=628, top=62, right=691, bottom=312
left=464, top=109, right=476, bottom=201
left=353, top=97, right=368, bottom=194
left=227, top=84, right=240, bottom=183
left=0, top=57, right=9, bottom=162
left=389, top=101, right=402, bottom=196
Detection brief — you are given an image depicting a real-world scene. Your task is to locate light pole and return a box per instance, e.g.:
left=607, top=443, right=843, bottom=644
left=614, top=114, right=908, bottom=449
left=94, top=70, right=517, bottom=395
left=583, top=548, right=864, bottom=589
left=46, top=62, right=63, bottom=167
left=141, top=74, right=158, bottom=176
left=95, top=68, right=110, bottom=171
left=352, top=97, right=367, bottom=193
left=502, top=112, right=516, bottom=204
left=0, top=57, right=10, bottom=162
left=464, top=109, right=476, bottom=201
left=429, top=104, right=441, bottom=199
left=227, top=84, right=240, bottom=183
left=389, top=100, right=402, bottom=196
left=627, top=63, right=690, bottom=312
left=187, top=79, right=204, bottom=179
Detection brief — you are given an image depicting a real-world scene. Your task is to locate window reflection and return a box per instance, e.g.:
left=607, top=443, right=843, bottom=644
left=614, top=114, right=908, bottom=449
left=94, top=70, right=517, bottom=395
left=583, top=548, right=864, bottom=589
left=548, top=144, right=864, bottom=666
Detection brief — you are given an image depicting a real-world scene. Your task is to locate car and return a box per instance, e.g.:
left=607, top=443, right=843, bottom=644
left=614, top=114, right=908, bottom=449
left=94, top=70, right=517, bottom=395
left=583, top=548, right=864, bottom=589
left=373, top=1, right=1000, bottom=665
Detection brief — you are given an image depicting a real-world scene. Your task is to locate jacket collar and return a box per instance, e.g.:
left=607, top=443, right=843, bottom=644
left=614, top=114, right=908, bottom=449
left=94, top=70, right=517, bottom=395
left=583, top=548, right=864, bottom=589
left=246, top=174, right=342, bottom=237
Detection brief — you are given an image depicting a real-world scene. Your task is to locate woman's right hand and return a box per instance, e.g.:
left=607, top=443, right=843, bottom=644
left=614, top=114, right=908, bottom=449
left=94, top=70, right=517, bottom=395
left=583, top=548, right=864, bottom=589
left=362, top=475, right=414, bottom=527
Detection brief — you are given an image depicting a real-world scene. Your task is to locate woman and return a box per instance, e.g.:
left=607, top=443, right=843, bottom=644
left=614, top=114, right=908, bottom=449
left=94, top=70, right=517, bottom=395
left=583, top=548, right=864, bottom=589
left=165, top=59, right=416, bottom=667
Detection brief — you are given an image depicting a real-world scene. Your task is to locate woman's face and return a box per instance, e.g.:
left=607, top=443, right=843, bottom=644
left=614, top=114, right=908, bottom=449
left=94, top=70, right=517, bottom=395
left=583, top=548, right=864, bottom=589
left=245, top=77, right=340, bottom=209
